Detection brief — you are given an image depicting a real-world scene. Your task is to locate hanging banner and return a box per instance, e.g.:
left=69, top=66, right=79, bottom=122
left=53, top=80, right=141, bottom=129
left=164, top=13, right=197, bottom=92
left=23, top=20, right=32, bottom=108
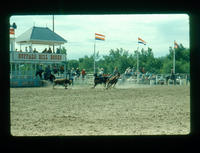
left=10, top=51, right=66, bottom=62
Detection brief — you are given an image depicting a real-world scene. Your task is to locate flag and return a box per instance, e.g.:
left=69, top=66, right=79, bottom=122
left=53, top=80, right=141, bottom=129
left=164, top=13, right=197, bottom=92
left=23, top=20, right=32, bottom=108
left=138, top=37, right=146, bottom=45
left=10, top=28, right=15, bottom=35
left=95, top=33, right=105, bottom=41
left=174, top=40, right=178, bottom=49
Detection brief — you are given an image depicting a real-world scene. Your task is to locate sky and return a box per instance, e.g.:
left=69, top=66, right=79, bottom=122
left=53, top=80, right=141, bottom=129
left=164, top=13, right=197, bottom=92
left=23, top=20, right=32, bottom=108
left=10, top=14, right=189, bottom=59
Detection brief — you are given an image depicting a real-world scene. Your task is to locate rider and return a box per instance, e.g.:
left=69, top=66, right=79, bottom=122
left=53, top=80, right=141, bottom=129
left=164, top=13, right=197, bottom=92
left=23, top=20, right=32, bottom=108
left=99, top=68, right=104, bottom=77
left=36, top=64, right=43, bottom=79
left=170, top=67, right=176, bottom=85
left=113, top=67, right=119, bottom=76
left=44, top=65, right=51, bottom=80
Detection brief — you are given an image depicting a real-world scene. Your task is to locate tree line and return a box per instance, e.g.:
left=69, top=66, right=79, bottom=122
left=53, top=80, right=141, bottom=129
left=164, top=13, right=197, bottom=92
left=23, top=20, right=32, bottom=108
left=66, top=43, right=190, bottom=74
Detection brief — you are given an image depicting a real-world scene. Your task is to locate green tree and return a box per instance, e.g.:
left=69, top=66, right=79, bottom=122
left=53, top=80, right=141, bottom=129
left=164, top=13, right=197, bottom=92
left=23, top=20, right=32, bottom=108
left=79, top=55, right=94, bottom=73
left=163, top=43, right=190, bottom=73
left=67, top=59, right=79, bottom=70
left=65, top=43, right=189, bottom=75
left=60, top=46, right=67, bottom=54
left=97, top=48, right=135, bottom=73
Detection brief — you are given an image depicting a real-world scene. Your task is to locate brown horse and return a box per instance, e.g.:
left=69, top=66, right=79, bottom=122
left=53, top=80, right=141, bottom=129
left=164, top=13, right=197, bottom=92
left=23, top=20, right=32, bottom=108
left=106, top=73, right=120, bottom=89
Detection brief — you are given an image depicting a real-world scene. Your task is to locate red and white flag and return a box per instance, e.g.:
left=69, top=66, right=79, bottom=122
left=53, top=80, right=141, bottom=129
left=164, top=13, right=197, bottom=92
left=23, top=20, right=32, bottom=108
left=138, top=37, right=147, bottom=45
left=95, top=33, right=105, bottom=41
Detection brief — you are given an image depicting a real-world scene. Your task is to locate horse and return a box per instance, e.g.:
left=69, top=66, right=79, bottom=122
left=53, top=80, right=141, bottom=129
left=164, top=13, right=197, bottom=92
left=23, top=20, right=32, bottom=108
left=48, top=74, right=56, bottom=83
left=106, top=72, right=120, bottom=89
left=166, top=74, right=176, bottom=85
left=35, top=70, right=55, bottom=83
left=92, top=73, right=111, bottom=88
left=36, top=70, right=44, bottom=79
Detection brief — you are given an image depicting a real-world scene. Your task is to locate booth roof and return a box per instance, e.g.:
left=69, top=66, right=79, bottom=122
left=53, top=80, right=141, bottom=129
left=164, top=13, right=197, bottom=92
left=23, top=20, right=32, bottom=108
left=16, top=26, right=67, bottom=45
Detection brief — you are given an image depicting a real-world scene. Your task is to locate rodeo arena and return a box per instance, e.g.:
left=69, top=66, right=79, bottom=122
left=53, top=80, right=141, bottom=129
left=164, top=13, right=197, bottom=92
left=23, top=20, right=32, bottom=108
left=9, top=25, right=190, bottom=88
left=10, top=22, right=190, bottom=136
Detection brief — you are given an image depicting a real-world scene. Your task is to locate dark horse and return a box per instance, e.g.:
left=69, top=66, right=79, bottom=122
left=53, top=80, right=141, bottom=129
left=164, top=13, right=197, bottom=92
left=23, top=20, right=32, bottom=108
left=92, top=73, right=111, bottom=88
left=166, top=74, right=176, bottom=85
left=36, top=70, right=55, bottom=83
left=36, top=70, right=44, bottom=79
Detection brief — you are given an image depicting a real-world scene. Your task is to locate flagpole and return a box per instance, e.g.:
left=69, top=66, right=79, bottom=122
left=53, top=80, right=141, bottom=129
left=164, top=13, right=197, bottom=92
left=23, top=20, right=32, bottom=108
left=94, top=38, right=96, bottom=74
left=173, top=40, right=176, bottom=74
left=137, top=44, right=139, bottom=84
left=52, top=15, right=55, bottom=53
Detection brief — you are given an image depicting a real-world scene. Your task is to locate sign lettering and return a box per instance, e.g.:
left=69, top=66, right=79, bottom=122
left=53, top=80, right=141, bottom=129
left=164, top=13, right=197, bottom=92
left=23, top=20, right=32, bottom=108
left=11, top=52, right=65, bottom=62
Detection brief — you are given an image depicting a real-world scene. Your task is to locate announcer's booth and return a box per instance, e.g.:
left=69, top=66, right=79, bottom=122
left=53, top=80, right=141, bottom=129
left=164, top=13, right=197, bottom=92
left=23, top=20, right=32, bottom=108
left=10, top=26, right=67, bottom=87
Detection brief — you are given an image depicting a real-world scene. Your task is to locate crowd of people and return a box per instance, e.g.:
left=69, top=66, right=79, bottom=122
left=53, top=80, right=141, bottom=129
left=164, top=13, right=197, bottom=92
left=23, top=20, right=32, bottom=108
left=15, top=47, right=64, bottom=54
left=122, top=66, right=190, bottom=85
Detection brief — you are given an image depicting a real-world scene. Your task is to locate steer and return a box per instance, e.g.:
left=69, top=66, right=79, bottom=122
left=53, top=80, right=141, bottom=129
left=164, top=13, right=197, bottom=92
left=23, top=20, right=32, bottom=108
left=53, top=78, right=72, bottom=89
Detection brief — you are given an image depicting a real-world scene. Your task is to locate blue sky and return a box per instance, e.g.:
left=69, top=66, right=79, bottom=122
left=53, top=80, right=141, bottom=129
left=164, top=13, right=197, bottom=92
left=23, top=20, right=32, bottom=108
left=10, top=14, right=189, bottom=59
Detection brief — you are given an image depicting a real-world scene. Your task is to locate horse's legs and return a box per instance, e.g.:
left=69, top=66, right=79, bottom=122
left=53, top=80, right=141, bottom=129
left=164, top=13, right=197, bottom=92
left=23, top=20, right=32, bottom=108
left=166, top=78, right=169, bottom=85
left=113, top=82, right=117, bottom=88
left=92, top=83, right=97, bottom=88
left=64, top=83, right=68, bottom=89
left=174, top=78, right=176, bottom=85
left=106, top=83, right=112, bottom=89
left=39, top=73, right=42, bottom=79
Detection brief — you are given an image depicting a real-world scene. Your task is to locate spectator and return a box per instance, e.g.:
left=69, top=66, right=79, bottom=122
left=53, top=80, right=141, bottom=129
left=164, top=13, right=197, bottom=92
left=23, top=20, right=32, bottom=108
left=76, top=68, right=80, bottom=78
left=42, top=48, right=47, bottom=53
left=81, top=69, right=86, bottom=81
left=29, top=46, right=32, bottom=52
left=47, top=47, right=52, bottom=53
left=56, top=48, right=61, bottom=54
left=33, top=48, right=38, bottom=53
left=25, top=47, right=28, bottom=52
left=70, top=68, right=76, bottom=85
left=141, top=67, right=145, bottom=74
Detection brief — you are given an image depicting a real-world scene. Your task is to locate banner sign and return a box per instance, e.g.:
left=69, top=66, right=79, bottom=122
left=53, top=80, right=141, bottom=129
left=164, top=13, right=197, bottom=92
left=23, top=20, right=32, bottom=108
left=10, top=51, right=66, bottom=62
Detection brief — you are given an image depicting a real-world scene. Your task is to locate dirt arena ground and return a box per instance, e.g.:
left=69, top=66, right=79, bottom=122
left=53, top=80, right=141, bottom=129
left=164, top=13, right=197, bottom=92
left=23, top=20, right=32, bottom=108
left=10, top=84, right=190, bottom=136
